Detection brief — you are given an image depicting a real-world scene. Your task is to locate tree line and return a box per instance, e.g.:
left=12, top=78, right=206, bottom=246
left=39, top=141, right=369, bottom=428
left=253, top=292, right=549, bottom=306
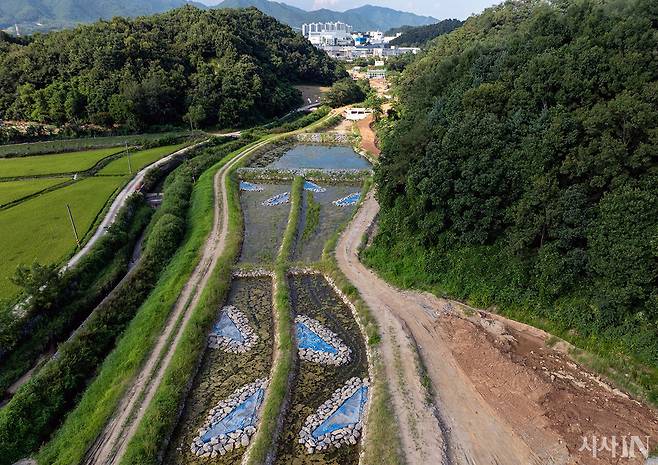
left=0, top=6, right=344, bottom=131
left=369, top=0, right=658, bottom=389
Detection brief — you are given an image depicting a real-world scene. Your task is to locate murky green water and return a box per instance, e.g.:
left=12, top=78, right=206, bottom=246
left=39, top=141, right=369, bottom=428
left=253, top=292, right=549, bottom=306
left=240, top=183, right=291, bottom=264
left=267, top=145, right=371, bottom=170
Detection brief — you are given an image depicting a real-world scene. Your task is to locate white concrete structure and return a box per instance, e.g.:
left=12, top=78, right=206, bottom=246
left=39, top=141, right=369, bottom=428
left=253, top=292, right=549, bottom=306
left=302, top=22, right=354, bottom=46
left=344, top=108, right=372, bottom=121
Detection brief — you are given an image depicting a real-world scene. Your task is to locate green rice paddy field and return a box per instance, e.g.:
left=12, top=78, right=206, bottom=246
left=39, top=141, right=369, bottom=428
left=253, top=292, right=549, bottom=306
left=0, top=176, right=127, bottom=298
left=0, top=178, right=68, bottom=207
left=0, top=147, right=125, bottom=178
left=0, top=142, right=189, bottom=300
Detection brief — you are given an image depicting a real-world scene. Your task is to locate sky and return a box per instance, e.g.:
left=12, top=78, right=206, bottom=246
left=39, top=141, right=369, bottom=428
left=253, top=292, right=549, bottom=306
left=200, top=0, right=501, bottom=20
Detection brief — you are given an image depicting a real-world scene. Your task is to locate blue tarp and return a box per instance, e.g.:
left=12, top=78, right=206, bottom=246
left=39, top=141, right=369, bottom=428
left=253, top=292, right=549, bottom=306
left=303, top=181, right=326, bottom=193
left=201, top=388, right=264, bottom=443
left=296, top=322, right=337, bottom=355
left=240, top=181, right=263, bottom=192
left=312, top=386, right=368, bottom=439
left=263, top=192, right=290, bottom=206
left=212, top=312, right=244, bottom=343
left=333, top=193, right=360, bottom=207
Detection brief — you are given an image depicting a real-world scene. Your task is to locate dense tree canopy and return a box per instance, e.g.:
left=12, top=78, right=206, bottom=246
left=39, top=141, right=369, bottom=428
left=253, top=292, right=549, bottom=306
left=0, top=6, right=344, bottom=130
left=372, top=0, right=658, bottom=362
left=388, top=19, right=463, bottom=47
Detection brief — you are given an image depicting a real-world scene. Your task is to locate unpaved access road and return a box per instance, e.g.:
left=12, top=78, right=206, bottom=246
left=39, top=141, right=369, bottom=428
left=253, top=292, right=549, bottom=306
left=65, top=141, right=207, bottom=271
left=83, top=139, right=271, bottom=465
left=337, top=192, right=658, bottom=465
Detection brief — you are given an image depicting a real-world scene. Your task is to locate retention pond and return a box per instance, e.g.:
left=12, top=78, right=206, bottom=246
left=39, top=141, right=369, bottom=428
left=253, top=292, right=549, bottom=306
left=163, top=277, right=273, bottom=464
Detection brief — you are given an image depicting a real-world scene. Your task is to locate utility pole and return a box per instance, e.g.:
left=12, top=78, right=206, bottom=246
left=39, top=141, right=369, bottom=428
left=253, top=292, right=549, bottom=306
left=66, top=204, right=80, bottom=247
left=126, top=142, right=132, bottom=175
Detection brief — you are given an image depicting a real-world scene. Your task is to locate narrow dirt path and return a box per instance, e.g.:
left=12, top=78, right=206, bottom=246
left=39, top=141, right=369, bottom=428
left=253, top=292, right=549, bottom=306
left=84, top=139, right=270, bottom=465
left=336, top=192, right=658, bottom=465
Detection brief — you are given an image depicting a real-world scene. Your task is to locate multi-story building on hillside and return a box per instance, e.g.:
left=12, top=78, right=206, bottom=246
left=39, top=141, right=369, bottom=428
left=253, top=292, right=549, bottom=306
left=302, top=22, right=354, bottom=46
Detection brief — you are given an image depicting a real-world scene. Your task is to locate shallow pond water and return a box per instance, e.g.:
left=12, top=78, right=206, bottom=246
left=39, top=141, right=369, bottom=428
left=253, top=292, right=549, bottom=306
left=275, top=274, right=368, bottom=465
left=240, top=183, right=291, bottom=263
left=267, top=145, right=371, bottom=170
left=294, top=185, right=360, bottom=262
left=163, top=277, right=273, bottom=465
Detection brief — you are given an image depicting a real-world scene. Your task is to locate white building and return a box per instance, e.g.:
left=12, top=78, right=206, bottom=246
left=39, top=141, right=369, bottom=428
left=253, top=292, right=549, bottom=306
left=302, top=22, right=354, bottom=46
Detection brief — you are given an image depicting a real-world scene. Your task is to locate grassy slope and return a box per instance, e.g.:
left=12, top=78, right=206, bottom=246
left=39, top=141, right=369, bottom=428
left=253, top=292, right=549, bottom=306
left=117, top=144, right=252, bottom=465
left=97, top=144, right=187, bottom=176
left=0, top=178, right=67, bottom=207
left=35, top=147, right=233, bottom=465
left=243, top=176, right=302, bottom=465
left=0, top=147, right=124, bottom=177
left=0, top=176, right=126, bottom=299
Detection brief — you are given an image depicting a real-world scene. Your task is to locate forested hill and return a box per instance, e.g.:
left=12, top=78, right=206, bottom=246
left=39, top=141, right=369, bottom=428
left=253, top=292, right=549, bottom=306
left=388, top=19, right=463, bottom=47
left=0, top=6, right=343, bottom=129
left=368, top=0, right=658, bottom=387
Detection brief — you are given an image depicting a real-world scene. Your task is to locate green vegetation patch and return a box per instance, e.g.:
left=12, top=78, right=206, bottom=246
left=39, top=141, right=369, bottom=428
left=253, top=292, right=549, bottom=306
left=0, top=132, right=192, bottom=158
left=0, top=178, right=67, bottom=207
left=0, top=176, right=126, bottom=299
left=0, top=147, right=124, bottom=178
left=97, top=143, right=187, bottom=176
left=372, top=0, right=658, bottom=403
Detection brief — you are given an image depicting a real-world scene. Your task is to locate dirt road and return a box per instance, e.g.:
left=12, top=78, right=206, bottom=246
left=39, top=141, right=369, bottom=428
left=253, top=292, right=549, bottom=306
left=84, top=139, right=271, bottom=465
left=336, top=192, right=658, bottom=465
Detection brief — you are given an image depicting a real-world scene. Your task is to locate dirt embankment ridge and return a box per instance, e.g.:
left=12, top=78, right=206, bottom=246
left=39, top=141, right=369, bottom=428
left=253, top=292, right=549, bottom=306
left=337, top=192, right=658, bottom=465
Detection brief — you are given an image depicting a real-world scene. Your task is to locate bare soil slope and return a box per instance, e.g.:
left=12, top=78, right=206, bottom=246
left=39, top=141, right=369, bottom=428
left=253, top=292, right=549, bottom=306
left=337, top=193, right=658, bottom=465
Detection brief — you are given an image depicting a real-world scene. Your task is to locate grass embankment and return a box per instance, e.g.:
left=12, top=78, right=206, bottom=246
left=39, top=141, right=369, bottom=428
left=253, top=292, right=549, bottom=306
left=316, top=177, right=403, bottom=465
left=113, top=112, right=337, bottom=465
left=0, top=147, right=125, bottom=178
left=0, top=178, right=67, bottom=207
left=0, top=176, right=127, bottom=299
left=243, top=176, right=302, bottom=465
left=0, top=131, right=194, bottom=158
left=301, top=191, right=320, bottom=242
left=362, top=240, right=658, bottom=403
left=117, top=143, right=257, bottom=465
left=35, top=140, right=254, bottom=465
left=0, top=196, right=153, bottom=395
left=97, top=144, right=187, bottom=175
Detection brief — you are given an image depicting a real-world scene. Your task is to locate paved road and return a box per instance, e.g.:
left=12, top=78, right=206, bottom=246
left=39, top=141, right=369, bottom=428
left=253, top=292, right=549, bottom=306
left=83, top=138, right=271, bottom=465
left=63, top=141, right=207, bottom=271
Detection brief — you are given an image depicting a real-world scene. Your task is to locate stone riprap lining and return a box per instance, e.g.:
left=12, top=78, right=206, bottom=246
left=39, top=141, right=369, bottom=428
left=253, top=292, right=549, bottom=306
left=295, top=133, right=350, bottom=145
left=208, top=306, right=258, bottom=353
left=190, top=378, right=268, bottom=458
left=295, top=315, right=351, bottom=366
left=298, top=377, right=369, bottom=454
left=238, top=167, right=372, bottom=184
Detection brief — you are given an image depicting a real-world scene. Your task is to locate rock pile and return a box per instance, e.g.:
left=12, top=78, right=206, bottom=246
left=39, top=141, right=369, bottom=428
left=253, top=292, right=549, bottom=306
left=190, top=378, right=268, bottom=458
left=298, top=377, right=369, bottom=454
left=208, top=306, right=258, bottom=353
left=295, top=315, right=351, bottom=366
left=295, top=133, right=350, bottom=144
